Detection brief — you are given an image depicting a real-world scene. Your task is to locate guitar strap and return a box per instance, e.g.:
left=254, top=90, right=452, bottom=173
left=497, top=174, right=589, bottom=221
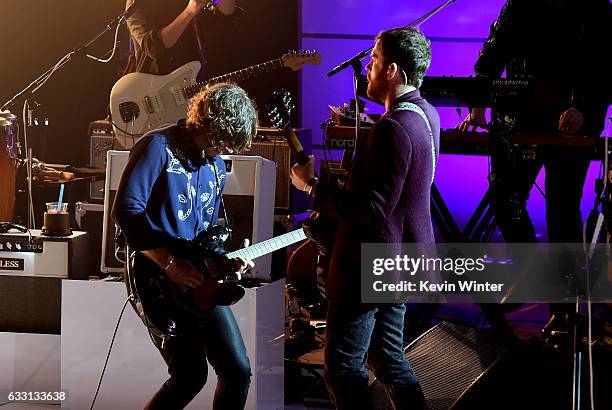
left=389, top=101, right=437, bottom=184
left=211, top=159, right=233, bottom=237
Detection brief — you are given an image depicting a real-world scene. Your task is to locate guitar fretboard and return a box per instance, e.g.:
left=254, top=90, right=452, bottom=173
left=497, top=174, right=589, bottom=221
left=226, top=228, right=306, bottom=261
left=183, top=58, right=284, bottom=99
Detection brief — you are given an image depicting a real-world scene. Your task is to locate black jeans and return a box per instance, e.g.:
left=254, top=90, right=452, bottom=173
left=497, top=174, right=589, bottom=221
left=490, top=155, right=590, bottom=244
left=324, top=302, right=426, bottom=410
left=490, top=150, right=590, bottom=318
left=145, top=306, right=251, bottom=410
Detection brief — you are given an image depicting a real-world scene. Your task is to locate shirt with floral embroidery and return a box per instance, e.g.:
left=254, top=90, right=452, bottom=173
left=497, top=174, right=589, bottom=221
left=113, top=125, right=226, bottom=251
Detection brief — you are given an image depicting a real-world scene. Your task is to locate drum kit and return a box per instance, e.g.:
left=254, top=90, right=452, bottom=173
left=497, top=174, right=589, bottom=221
left=0, top=110, right=19, bottom=222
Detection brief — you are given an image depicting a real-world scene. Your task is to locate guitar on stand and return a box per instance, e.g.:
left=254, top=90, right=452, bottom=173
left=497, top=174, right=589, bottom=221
left=110, top=51, right=321, bottom=149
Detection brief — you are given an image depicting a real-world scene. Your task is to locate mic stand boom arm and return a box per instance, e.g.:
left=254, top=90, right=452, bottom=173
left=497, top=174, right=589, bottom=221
left=1, top=2, right=138, bottom=111
left=325, top=0, right=456, bottom=168
left=326, top=0, right=457, bottom=79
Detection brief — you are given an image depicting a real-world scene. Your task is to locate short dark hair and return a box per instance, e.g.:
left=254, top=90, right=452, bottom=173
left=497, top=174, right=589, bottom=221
left=187, top=83, right=257, bottom=152
left=376, top=28, right=431, bottom=88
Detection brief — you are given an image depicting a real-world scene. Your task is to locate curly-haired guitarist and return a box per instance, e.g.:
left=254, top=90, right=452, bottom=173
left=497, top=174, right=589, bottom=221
left=113, top=82, right=256, bottom=410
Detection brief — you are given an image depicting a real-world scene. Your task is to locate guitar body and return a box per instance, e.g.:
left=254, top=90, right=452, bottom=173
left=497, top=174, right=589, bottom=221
left=110, top=51, right=322, bottom=149
left=287, top=240, right=319, bottom=284
left=125, top=224, right=309, bottom=335
left=129, top=252, right=246, bottom=336
left=126, top=229, right=245, bottom=336
left=110, top=61, right=201, bottom=149
left=303, top=211, right=337, bottom=256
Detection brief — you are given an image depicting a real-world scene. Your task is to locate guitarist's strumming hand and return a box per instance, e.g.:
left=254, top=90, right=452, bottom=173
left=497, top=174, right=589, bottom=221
left=165, top=257, right=204, bottom=292
left=290, top=155, right=318, bottom=196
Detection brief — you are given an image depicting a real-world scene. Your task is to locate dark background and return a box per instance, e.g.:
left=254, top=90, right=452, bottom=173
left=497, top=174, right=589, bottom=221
left=0, top=0, right=299, bottom=167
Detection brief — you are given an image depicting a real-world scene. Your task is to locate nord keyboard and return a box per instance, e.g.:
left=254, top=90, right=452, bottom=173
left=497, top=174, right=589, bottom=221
left=439, top=129, right=605, bottom=160
left=325, top=125, right=606, bottom=160
left=420, top=76, right=531, bottom=108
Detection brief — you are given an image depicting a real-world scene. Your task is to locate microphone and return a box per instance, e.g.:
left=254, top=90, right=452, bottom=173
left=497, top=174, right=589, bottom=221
left=205, top=0, right=237, bottom=16
left=124, top=0, right=140, bottom=19
left=205, top=0, right=220, bottom=11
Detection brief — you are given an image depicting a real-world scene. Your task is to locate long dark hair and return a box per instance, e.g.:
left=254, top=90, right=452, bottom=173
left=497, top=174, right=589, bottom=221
left=167, top=119, right=205, bottom=170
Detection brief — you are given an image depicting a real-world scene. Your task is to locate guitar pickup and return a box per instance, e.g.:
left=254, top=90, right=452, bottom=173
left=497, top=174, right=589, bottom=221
left=171, top=87, right=187, bottom=107
left=143, top=95, right=165, bottom=114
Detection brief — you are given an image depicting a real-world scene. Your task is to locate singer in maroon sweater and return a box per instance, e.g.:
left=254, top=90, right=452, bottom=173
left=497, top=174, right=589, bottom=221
left=291, top=27, right=440, bottom=410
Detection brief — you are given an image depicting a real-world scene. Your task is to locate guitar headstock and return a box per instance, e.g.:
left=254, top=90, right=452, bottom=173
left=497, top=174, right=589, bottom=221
left=265, top=89, right=294, bottom=130
left=281, top=50, right=322, bottom=71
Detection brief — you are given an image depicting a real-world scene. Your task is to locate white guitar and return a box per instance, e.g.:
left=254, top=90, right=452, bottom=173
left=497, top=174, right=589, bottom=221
left=109, top=51, right=321, bottom=149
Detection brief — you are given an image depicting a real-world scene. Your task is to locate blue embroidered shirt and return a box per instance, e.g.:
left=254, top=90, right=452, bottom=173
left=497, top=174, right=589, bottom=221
left=113, top=125, right=226, bottom=251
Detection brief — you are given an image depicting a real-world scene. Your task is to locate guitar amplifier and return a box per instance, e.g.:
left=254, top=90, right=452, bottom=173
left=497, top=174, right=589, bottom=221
left=102, top=151, right=276, bottom=280
left=0, top=229, right=89, bottom=279
left=247, top=127, right=312, bottom=211
left=88, top=119, right=126, bottom=201
left=102, top=150, right=130, bottom=274
left=75, top=202, right=105, bottom=277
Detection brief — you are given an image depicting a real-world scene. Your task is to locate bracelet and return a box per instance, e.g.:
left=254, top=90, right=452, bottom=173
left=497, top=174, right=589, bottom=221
left=163, top=256, right=175, bottom=272
left=305, top=177, right=319, bottom=196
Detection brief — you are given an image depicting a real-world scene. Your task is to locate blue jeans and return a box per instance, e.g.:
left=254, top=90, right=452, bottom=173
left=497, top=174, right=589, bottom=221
left=324, top=302, right=425, bottom=410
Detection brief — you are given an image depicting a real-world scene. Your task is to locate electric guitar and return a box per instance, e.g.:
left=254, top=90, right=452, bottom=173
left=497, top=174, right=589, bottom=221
left=126, top=225, right=307, bottom=336
left=266, top=90, right=336, bottom=255
left=266, top=90, right=338, bottom=301
left=110, top=51, right=321, bottom=149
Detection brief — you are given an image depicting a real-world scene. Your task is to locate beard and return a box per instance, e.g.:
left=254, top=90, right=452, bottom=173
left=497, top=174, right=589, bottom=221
left=366, top=75, right=389, bottom=106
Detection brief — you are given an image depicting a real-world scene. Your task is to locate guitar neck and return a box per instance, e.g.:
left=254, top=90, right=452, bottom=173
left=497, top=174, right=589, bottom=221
left=185, top=58, right=285, bottom=99
left=226, top=228, right=306, bottom=261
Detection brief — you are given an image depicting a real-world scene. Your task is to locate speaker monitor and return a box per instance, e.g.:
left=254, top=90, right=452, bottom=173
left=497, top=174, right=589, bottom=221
left=218, top=155, right=276, bottom=280
left=369, top=321, right=573, bottom=410
left=102, top=151, right=276, bottom=279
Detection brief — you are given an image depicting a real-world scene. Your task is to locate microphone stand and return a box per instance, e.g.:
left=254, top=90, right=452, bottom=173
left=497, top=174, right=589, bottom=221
left=1, top=3, right=136, bottom=228
left=326, top=0, right=457, bottom=158
left=1, top=4, right=137, bottom=111
left=574, top=118, right=612, bottom=410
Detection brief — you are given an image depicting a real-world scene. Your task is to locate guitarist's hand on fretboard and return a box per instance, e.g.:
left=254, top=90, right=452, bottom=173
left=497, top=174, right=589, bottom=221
left=165, top=258, right=204, bottom=292
left=217, top=238, right=255, bottom=281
